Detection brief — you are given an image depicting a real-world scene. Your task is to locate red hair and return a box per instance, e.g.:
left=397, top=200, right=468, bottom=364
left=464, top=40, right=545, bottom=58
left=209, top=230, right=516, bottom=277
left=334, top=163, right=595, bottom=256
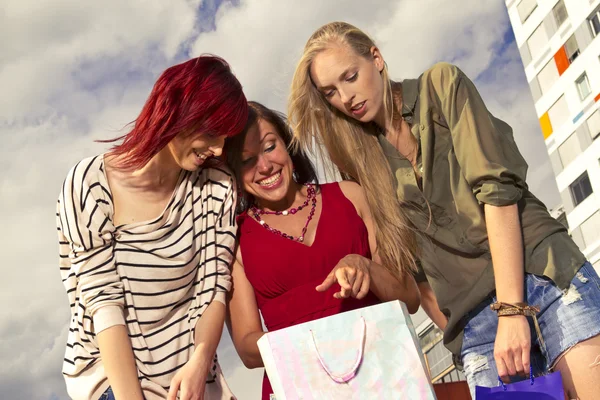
left=103, top=55, right=248, bottom=169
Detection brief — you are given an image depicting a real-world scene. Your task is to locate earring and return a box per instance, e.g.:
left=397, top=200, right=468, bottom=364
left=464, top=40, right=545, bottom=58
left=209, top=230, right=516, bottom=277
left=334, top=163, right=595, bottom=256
left=236, top=184, right=248, bottom=212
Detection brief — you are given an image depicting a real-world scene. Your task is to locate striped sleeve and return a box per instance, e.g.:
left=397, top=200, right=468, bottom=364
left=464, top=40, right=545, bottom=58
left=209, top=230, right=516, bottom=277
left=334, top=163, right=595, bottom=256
left=212, top=172, right=236, bottom=305
left=58, top=159, right=125, bottom=334
left=187, top=168, right=237, bottom=346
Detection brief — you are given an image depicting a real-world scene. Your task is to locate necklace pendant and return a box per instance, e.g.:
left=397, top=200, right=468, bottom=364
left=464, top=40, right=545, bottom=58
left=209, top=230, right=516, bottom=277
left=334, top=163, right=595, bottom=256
left=259, top=220, right=266, bottom=225
left=282, top=210, right=288, bottom=216
left=298, top=236, right=304, bottom=242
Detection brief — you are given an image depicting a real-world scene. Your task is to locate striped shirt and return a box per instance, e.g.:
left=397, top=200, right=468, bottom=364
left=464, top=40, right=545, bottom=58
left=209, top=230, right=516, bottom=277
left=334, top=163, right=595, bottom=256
left=57, top=155, right=236, bottom=400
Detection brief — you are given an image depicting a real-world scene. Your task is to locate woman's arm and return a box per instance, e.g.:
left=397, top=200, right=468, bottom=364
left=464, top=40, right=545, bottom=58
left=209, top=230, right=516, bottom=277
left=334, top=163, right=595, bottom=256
left=336, top=181, right=421, bottom=312
left=193, top=301, right=226, bottom=358
left=57, top=163, right=143, bottom=400
left=226, top=248, right=265, bottom=369
left=168, top=171, right=239, bottom=399
left=485, top=203, right=530, bottom=380
left=97, top=326, right=145, bottom=400
left=167, top=301, right=227, bottom=400
left=432, top=62, right=531, bottom=380
left=417, top=281, right=447, bottom=330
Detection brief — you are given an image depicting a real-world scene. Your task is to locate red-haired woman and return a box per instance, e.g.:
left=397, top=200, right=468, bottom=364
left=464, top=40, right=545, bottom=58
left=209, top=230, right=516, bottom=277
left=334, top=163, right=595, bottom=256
left=56, top=56, right=247, bottom=400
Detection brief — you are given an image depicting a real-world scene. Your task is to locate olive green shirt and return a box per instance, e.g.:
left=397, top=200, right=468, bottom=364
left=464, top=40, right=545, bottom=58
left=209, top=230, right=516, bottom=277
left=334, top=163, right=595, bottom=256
left=380, top=62, right=586, bottom=355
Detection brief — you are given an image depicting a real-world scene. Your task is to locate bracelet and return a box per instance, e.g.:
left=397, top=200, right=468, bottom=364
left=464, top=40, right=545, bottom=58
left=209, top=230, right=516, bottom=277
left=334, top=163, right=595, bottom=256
left=490, top=302, right=540, bottom=317
left=490, top=301, right=546, bottom=353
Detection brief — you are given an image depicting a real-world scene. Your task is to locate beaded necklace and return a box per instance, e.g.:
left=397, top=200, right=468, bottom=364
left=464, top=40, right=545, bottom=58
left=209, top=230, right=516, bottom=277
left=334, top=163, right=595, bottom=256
left=250, top=184, right=317, bottom=243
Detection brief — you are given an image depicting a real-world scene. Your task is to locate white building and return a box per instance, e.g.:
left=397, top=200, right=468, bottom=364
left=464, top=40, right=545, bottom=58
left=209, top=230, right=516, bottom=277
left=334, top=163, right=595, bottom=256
left=506, top=0, right=600, bottom=270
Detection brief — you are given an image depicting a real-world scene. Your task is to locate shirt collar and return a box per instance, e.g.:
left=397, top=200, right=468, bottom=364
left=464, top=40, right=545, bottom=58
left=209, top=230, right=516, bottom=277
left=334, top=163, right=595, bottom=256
left=400, top=78, right=420, bottom=124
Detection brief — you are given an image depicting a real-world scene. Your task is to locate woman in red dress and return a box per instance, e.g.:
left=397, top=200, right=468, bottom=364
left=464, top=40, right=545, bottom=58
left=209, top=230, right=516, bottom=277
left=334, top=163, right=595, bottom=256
left=224, top=102, right=420, bottom=399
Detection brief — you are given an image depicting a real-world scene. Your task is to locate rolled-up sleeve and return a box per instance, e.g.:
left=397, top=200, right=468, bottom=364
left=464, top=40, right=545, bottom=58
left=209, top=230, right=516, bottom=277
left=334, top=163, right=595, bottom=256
left=212, top=177, right=236, bottom=305
left=428, top=62, right=528, bottom=206
left=58, top=162, right=125, bottom=335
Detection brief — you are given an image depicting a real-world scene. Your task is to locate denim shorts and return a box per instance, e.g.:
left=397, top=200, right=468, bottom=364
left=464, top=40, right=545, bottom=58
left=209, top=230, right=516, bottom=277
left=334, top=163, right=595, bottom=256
left=98, top=387, right=114, bottom=400
left=460, top=261, right=600, bottom=396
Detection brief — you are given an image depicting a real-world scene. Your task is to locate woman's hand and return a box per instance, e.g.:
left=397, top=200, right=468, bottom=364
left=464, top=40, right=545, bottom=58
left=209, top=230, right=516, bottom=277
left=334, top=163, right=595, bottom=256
left=494, top=315, right=531, bottom=382
left=167, top=347, right=212, bottom=400
left=316, top=254, right=371, bottom=299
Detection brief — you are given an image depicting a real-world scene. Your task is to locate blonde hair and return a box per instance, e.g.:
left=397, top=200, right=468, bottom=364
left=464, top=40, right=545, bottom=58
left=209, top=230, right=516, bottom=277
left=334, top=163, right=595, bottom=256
left=288, top=21, right=418, bottom=278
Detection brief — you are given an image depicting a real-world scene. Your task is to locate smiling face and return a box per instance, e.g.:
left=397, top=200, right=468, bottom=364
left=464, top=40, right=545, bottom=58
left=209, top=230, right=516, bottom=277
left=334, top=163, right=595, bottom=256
left=167, top=131, right=226, bottom=171
left=309, top=43, right=386, bottom=125
left=240, top=118, right=295, bottom=207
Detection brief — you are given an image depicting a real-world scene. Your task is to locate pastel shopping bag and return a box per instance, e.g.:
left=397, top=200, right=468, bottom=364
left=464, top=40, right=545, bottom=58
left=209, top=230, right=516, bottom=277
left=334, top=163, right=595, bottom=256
left=257, top=300, right=436, bottom=400
left=475, top=368, right=564, bottom=400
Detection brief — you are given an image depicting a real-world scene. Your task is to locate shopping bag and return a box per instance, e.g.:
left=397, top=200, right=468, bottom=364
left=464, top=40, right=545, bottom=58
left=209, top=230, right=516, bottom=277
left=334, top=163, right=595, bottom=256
left=475, top=367, right=564, bottom=399
left=257, top=300, right=436, bottom=399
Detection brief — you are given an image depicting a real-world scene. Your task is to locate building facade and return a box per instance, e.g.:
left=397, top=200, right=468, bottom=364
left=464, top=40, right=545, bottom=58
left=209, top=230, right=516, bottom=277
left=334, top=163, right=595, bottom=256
left=506, top=0, right=600, bottom=270
left=411, top=309, right=471, bottom=399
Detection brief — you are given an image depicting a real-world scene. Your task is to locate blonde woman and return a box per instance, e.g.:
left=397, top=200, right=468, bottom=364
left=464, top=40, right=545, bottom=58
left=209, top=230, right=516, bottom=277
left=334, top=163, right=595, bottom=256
left=288, top=21, right=600, bottom=399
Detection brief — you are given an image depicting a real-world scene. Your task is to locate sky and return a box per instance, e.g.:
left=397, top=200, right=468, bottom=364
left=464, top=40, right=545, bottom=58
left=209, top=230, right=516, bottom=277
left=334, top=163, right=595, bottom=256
left=0, top=0, right=561, bottom=399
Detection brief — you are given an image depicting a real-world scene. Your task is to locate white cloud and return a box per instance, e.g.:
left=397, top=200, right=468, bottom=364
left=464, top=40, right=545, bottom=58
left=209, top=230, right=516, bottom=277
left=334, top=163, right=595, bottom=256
left=1, top=0, right=200, bottom=123
left=0, top=0, right=561, bottom=399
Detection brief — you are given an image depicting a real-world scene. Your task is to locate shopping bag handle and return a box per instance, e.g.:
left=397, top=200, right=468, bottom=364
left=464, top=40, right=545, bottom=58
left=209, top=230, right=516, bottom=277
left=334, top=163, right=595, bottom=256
left=309, top=316, right=366, bottom=383
left=497, top=366, right=534, bottom=391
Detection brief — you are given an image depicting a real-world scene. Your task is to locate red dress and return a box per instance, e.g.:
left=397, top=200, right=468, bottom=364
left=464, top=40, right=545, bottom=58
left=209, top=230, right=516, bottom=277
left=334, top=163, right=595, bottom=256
left=237, top=182, right=381, bottom=399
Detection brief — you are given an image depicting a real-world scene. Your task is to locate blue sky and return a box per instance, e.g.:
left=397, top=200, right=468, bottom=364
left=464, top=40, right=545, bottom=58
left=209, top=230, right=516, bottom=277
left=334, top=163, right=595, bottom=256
left=0, top=1, right=559, bottom=399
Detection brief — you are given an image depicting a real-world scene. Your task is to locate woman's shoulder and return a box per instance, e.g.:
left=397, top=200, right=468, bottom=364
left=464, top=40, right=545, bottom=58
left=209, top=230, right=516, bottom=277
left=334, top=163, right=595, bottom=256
left=235, top=210, right=250, bottom=226
left=334, top=180, right=360, bottom=190
left=62, top=154, right=106, bottom=193
left=329, top=181, right=366, bottom=216
left=418, top=62, right=469, bottom=94
left=335, top=180, right=364, bottom=199
left=58, top=154, right=114, bottom=235
left=188, top=164, right=236, bottom=200
left=235, top=210, right=255, bottom=240
left=194, top=164, right=235, bottom=187
left=420, top=62, right=461, bottom=80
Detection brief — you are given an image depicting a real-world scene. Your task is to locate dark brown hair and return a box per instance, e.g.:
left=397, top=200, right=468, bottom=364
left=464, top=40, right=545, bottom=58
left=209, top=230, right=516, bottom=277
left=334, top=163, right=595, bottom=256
left=225, top=101, right=318, bottom=212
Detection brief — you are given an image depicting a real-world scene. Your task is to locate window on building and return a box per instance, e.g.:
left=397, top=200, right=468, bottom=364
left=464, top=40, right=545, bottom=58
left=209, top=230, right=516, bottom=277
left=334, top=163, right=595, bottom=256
left=419, top=325, right=465, bottom=383
left=587, top=110, right=600, bottom=140
left=518, top=0, right=537, bottom=23
left=589, top=7, right=600, bottom=37
left=538, top=59, right=559, bottom=94
left=570, top=172, right=593, bottom=206
left=419, top=325, right=443, bottom=350
left=528, top=23, right=549, bottom=61
left=558, top=133, right=581, bottom=167
left=580, top=212, right=600, bottom=249
left=553, top=0, right=569, bottom=27
left=564, top=34, right=580, bottom=63
left=576, top=73, right=592, bottom=100
left=548, top=95, right=571, bottom=132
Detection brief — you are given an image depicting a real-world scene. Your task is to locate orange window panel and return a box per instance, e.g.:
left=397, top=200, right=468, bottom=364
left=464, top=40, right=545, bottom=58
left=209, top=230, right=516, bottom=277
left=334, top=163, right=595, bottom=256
left=540, top=112, right=553, bottom=139
left=554, top=47, right=570, bottom=76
